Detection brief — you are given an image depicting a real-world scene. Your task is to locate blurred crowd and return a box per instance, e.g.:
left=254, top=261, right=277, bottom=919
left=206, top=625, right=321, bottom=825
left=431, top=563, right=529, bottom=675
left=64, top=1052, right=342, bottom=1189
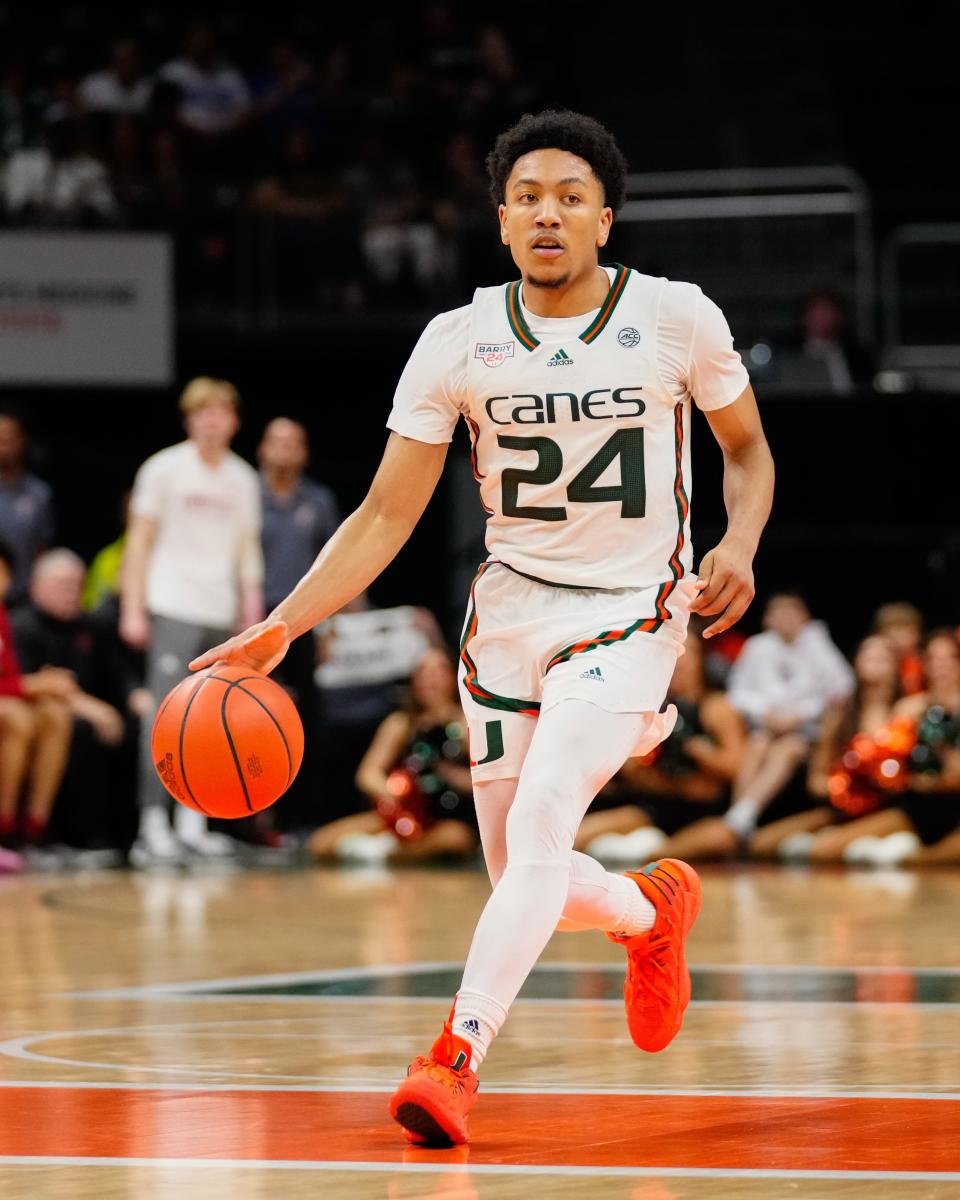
left=1, top=379, right=958, bottom=876
left=0, top=11, right=543, bottom=309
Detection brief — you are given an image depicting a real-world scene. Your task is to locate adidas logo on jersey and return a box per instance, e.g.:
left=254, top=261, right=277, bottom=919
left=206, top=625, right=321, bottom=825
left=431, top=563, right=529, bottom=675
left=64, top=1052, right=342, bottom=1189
left=579, top=666, right=605, bottom=681
left=547, top=347, right=574, bottom=367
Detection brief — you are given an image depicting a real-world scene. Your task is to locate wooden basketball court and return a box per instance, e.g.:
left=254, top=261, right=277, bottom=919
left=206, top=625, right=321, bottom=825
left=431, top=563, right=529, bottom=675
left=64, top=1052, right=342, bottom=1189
left=2, top=863, right=959, bottom=1197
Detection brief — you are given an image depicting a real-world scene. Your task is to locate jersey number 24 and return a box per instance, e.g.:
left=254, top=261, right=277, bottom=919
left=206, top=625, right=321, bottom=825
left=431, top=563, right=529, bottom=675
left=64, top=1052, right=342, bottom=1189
left=498, top=429, right=644, bottom=522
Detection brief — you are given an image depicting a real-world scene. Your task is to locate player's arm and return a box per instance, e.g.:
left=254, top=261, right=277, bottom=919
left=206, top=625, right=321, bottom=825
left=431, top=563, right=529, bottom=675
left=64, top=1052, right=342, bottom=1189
left=119, top=512, right=159, bottom=649
left=692, top=383, right=774, bottom=638
left=190, top=433, right=448, bottom=674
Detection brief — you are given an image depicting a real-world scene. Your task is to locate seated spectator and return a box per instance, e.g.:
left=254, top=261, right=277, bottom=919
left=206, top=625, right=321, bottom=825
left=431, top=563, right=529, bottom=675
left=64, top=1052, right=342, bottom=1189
left=313, top=593, right=445, bottom=825
left=159, top=21, right=249, bottom=138
left=250, top=124, right=362, bottom=308
left=798, top=289, right=874, bottom=394
left=12, top=549, right=144, bottom=853
left=575, top=627, right=746, bottom=862
left=248, top=35, right=322, bottom=150
left=748, top=633, right=902, bottom=861
left=78, top=38, right=152, bottom=116
left=873, top=601, right=925, bottom=695
left=0, top=541, right=74, bottom=871
left=0, top=409, right=55, bottom=607
left=817, top=630, right=960, bottom=865
left=308, top=648, right=476, bottom=863
left=654, top=593, right=854, bottom=860
left=3, top=115, right=119, bottom=226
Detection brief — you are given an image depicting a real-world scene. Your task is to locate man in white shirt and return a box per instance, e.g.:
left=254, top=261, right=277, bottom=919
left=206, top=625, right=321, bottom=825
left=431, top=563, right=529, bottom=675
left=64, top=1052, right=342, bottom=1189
left=159, top=22, right=249, bottom=137
left=722, top=592, right=854, bottom=836
left=78, top=39, right=153, bottom=116
left=190, top=110, right=774, bottom=1143
left=121, top=377, right=263, bottom=865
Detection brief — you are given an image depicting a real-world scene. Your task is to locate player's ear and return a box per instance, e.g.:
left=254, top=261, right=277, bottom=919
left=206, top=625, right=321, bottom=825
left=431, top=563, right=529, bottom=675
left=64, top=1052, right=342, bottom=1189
left=596, top=207, right=613, bottom=249
left=498, top=203, right=509, bottom=245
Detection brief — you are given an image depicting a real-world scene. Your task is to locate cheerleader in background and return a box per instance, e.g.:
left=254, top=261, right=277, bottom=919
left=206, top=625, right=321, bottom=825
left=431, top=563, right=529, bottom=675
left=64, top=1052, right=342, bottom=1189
left=748, top=633, right=903, bottom=862
left=307, top=648, right=477, bottom=863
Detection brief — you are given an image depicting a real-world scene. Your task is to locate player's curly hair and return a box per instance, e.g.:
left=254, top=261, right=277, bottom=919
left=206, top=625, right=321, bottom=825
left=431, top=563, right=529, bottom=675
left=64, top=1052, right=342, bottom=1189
left=486, top=110, right=628, bottom=213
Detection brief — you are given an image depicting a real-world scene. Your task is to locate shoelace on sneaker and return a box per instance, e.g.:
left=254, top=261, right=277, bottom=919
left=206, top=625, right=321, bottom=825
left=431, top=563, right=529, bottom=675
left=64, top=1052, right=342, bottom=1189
left=407, top=1056, right=473, bottom=1094
left=629, top=932, right=677, bottom=1008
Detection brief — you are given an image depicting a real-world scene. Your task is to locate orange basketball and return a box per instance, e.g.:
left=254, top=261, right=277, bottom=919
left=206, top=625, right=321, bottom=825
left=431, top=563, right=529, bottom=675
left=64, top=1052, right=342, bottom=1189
left=150, top=665, right=304, bottom=819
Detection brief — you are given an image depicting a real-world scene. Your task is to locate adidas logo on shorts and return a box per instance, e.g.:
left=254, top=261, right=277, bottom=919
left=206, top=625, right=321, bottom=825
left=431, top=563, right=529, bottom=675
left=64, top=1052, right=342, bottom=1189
left=579, top=666, right=605, bottom=681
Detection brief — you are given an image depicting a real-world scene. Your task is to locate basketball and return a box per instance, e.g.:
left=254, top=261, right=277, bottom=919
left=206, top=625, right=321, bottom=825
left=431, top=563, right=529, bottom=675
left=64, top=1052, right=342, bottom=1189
left=150, top=665, right=304, bottom=819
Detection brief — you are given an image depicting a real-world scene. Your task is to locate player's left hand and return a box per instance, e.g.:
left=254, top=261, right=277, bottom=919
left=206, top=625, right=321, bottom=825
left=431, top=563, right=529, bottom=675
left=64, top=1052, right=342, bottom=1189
left=690, top=536, right=755, bottom=639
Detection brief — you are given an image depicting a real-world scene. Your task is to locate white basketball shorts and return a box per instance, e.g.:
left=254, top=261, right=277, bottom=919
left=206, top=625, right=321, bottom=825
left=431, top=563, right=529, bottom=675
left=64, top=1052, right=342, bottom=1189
left=457, top=561, right=698, bottom=782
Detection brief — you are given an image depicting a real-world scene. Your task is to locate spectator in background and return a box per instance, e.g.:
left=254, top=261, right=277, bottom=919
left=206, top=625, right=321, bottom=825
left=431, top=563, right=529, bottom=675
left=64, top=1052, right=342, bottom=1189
left=78, top=38, right=152, bottom=116
left=873, top=601, right=925, bottom=695
left=0, top=541, right=74, bottom=871
left=826, top=630, right=960, bottom=866
left=3, top=115, right=120, bottom=226
left=11, top=549, right=138, bottom=857
left=661, top=593, right=854, bottom=859
left=248, top=36, right=322, bottom=155
left=257, top=417, right=339, bottom=830
left=799, top=289, right=874, bottom=394
left=748, top=633, right=903, bottom=861
left=576, top=627, right=747, bottom=863
left=0, top=410, right=55, bottom=607
left=120, top=377, right=263, bottom=867
left=308, top=648, right=476, bottom=863
left=314, top=593, right=445, bottom=825
left=159, top=21, right=249, bottom=138
left=249, top=124, right=362, bottom=308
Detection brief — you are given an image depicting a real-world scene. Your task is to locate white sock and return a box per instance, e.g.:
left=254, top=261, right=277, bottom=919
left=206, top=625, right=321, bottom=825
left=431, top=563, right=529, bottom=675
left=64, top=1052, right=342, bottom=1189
left=561, top=851, right=656, bottom=935
left=608, top=871, right=657, bottom=937
left=451, top=989, right=508, bottom=1070
left=724, top=796, right=761, bottom=838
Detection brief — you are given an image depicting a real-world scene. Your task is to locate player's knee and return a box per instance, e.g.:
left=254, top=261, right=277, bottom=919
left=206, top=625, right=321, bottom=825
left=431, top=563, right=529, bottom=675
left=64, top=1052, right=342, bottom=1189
left=505, top=790, right=579, bottom=866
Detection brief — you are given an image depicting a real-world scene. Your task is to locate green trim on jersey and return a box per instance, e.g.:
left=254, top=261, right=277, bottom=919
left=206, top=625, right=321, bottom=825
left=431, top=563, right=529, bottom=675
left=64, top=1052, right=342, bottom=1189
left=505, top=280, right=540, bottom=350
left=579, top=264, right=631, bottom=343
left=504, top=264, right=632, bottom=352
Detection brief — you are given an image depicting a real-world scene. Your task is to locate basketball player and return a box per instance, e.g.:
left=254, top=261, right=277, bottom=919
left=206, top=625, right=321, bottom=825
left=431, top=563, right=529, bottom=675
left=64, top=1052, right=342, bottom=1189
left=192, top=111, right=774, bottom=1144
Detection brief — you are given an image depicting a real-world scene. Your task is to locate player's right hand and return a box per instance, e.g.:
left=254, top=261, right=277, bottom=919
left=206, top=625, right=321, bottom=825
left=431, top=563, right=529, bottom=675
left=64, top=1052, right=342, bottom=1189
left=189, top=620, right=291, bottom=676
left=119, top=608, right=151, bottom=650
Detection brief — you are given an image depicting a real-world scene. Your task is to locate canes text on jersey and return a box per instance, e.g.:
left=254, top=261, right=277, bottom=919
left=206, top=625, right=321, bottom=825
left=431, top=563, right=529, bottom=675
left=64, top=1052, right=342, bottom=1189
left=484, top=387, right=645, bottom=425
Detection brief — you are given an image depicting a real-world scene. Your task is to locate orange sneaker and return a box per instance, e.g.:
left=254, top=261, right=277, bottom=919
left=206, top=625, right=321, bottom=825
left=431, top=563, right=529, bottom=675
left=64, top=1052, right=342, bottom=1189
left=608, top=858, right=702, bottom=1053
left=389, top=1018, right=480, bottom=1145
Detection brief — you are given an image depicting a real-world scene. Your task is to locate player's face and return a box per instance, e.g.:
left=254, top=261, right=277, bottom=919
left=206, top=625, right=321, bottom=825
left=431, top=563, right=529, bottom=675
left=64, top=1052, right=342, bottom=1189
left=499, top=149, right=612, bottom=289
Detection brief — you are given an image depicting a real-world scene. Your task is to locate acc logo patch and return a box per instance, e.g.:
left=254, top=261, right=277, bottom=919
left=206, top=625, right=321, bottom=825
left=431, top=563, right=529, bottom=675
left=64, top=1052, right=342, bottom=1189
left=618, top=327, right=641, bottom=348
left=475, top=341, right=515, bottom=368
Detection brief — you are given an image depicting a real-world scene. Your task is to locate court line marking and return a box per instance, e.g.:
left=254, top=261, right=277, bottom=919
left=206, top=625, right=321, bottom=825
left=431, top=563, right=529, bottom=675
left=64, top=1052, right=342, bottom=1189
left=3, top=1080, right=960, bottom=1100
left=62, top=958, right=960, bottom=1001
left=3, top=1019, right=960, bottom=1094
left=1, top=1156, right=959, bottom=1182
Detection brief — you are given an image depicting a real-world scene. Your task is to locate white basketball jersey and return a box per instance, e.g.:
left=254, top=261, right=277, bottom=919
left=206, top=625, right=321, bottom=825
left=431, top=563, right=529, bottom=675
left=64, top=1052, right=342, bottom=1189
left=466, top=265, right=689, bottom=593
left=387, top=264, right=749, bottom=596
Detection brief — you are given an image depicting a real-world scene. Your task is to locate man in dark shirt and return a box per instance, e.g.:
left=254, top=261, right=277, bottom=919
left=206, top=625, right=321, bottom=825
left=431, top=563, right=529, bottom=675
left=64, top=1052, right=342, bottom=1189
left=0, top=411, right=56, bottom=606
left=12, top=549, right=142, bottom=850
left=258, top=417, right=340, bottom=829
